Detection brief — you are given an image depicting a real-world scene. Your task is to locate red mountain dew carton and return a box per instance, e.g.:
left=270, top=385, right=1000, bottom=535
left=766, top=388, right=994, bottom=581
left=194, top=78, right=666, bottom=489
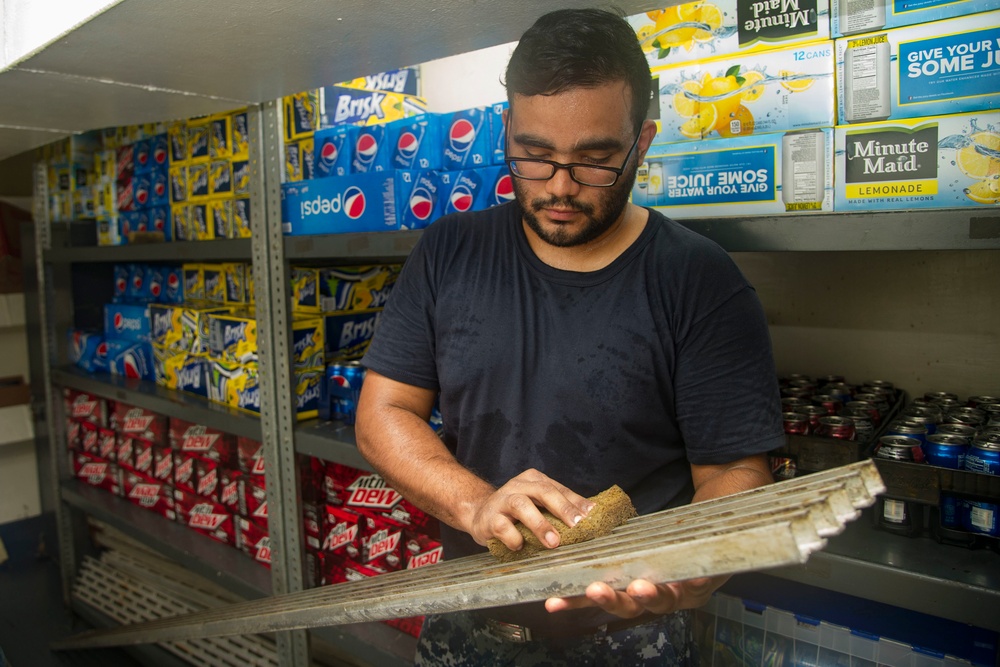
left=832, top=0, right=1000, bottom=37
left=627, top=0, right=830, bottom=68
left=652, top=40, right=834, bottom=144
left=835, top=110, right=1000, bottom=210
left=633, top=128, right=834, bottom=216
left=175, top=490, right=237, bottom=547
left=72, top=453, right=122, bottom=496
left=238, top=517, right=272, bottom=568
left=836, top=12, right=1000, bottom=124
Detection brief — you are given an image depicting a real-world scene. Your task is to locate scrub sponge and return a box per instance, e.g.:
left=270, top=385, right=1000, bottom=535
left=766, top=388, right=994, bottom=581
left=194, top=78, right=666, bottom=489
left=487, top=485, right=637, bottom=563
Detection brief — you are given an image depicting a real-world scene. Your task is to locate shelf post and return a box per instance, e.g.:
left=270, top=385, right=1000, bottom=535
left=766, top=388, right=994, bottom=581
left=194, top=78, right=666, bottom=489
left=247, top=102, right=311, bottom=666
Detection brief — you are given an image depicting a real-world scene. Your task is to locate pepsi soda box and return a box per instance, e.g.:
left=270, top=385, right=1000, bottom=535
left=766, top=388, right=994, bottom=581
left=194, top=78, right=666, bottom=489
left=396, top=169, right=443, bottom=230
left=439, top=166, right=514, bottom=216
left=105, top=303, right=151, bottom=343
left=113, top=264, right=130, bottom=300
left=104, top=339, right=154, bottom=381
left=67, top=330, right=103, bottom=371
left=134, top=138, right=153, bottom=175
left=441, top=107, right=492, bottom=170
left=149, top=168, right=169, bottom=207
left=148, top=206, right=172, bottom=241
left=351, top=124, right=391, bottom=174
left=314, top=125, right=355, bottom=179
left=387, top=114, right=442, bottom=170
left=161, top=265, right=184, bottom=304
left=150, top=133, right=170, bottom=170
left=490, top=102, right=508, bottom=166
left=281, top=173, right=400, bottom=236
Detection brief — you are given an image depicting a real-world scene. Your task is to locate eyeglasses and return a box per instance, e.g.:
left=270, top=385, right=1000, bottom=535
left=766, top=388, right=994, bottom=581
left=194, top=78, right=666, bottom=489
left=504, top=118, right=641, bottom=188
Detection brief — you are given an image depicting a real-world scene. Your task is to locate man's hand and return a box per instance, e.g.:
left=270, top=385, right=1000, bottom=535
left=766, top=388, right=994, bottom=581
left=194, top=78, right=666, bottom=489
left=544, top=576, right=726, bottom=618
left=466, top=468, right=595, bottom=553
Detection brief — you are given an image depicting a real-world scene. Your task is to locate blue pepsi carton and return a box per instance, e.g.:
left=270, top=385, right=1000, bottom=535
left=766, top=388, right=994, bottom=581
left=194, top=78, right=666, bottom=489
left=351, top=124, right=390, bottom=173
left=68, top=330, right=104, bottom=371
left=441, top=107, right=492, bottom=170
left=440, top=166, right=514, bottom=215
left=134, top=138, right=153, bottom=174
left=126, top=263, right=148, bottom=301
left=150, top=133, right=170, bottom=170
left=150, top=168, right=169, bottom=207
left=133, top=172, right=153, bottom=208
left=281, top=173, right=400, bottom=235
left=113, top=264, right=130, bottom=300
left=105, top=339, right=154, bottom=380
left=161, top=265, right=183, bottom=304
left=490, top=102, right=508, bottom=165
left=314, top=125, right=355, bottom=178
left=396, top=170, right=443, bottom=230
left=387, top=114, right=442, bottom=170
left=105, top=303, right=151, bottom=342
left=148, top=206, right=172, bottom=241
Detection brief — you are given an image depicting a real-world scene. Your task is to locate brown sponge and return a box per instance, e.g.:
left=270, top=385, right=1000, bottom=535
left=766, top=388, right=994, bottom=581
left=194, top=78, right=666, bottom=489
left=486, top=485, right=637, bottom=563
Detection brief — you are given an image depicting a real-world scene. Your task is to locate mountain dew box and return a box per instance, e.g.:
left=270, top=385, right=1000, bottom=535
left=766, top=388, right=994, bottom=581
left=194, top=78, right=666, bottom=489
left=632, top=128, right=834, bottom=216
left=627, top=0, right=829, bottom=69
left=836, top=12, right=1000, bottom=124
left=832, top=0, right=1000, bottom=37
left=835, top=110, right=1000, bottom=210
left=652, top=40, right=834, bottom=144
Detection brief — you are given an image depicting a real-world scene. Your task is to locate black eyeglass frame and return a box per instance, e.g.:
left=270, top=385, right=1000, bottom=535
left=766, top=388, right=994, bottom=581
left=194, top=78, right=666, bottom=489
left=504, top=116, right=643, bottom=188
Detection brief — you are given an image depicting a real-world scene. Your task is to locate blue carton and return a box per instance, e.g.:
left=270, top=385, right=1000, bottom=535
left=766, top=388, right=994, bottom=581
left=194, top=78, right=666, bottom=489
left=104, top=303, right=151, bottom=343
left=439, top=166, right=514, bottom=215
left=351, top=124, right=391, bottom=173
left=387, top=114, right=443, bottom=170
left=314, top=125, right=356, bottom=178
left=490, top=101, right=508, bottom=165
left=441, top=107, right=493, bottom=170
left=281, top=172, right=400, bottom=235
left=397, top=169, right=444, bottom=230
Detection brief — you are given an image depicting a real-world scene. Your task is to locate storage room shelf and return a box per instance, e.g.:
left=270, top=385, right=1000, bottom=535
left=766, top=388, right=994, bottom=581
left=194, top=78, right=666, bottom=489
left=284, top=230, right=424, bottom=261
left=874, top=458, right=1000, bottom=504
left=45, top=239, right=253, bottom=263
left=294, top=420, right=374, bottom=472
left=311, top=624, right=416, bottom=667
left=61, top=480, right=271, bottom=600
left=70, top=600, right=194, bottom=667
left=676, top=209, right=1000, bottom=252
left=51, top=366, right=261, bottom=441
left=768, top=516, right=1000, bottom=632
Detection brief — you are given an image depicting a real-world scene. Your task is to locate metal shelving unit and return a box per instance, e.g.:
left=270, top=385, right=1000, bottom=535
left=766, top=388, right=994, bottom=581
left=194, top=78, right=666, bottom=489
left=45, top=239, right=253, bottom=263
left=294, top=421, right=373, bottom=472
left=284, top=230, right=424, bottom=261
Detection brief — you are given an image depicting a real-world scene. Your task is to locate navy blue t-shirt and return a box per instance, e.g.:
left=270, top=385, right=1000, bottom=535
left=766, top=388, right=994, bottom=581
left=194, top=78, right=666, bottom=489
left=362, top=202, right=783, bottom=627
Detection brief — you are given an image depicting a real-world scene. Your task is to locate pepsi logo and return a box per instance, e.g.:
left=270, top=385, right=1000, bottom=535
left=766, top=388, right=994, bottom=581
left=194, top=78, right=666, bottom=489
left=133, top=275, right=143, bottom=290
left=154, top=180, right=166, bottom=197
left=449, top=118, right=476, bottom=153
left=494, top=174, right=515, bottom=204
left=137, top=147, right=149, bottom=166
left=116, top=277, right=127, bottom=294
left=96, top=342, right=108, bottom=358
left=153, top=146, right=167, bottom=165
left=167, top=273, right=180, bottom=289
left=153, top=216, right=165, bottom=231
left=122, top=353, right=142, bottom=379
left=449, top=186, right=474, bottom=213
left=396, top=131, right=419, bottom=159
left=150, top=281, right=162, bottom=298
left=320, top=140, right=338, bottom=166
left=408, top=188, right=434, bottom=221
left=344, top=186, right=366, bottom=220
left=355, top=132, right=378, bottom=165
left=114, top=313, right=124, bottom=330
left=136, top=185, right=149, bottom=206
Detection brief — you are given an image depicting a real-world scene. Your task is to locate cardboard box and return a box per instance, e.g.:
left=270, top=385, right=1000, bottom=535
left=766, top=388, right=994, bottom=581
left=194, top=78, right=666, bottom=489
left=0, top=375, right=30, bottom=407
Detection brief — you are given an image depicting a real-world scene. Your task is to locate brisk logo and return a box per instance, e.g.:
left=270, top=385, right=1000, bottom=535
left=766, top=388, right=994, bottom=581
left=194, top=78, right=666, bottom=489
left=346, top=474, right=401, bottom=511
left=224, top=322, right=249, bottom=346
left=339, top=317, right=378, bottom=348
left=334, top=92, right=386, bottom=124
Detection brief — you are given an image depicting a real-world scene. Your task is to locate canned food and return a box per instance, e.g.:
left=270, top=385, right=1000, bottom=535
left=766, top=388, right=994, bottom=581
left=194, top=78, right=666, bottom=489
left=856, top=392, right=891, bottom=418
left=964, top=441, right=1000, bottom=475
left=815, top=415, right=856, bottom=440
left=900, top=408, right=940, bottom=435
left=812, top=394, right=843, bottom=416
left=946, top=412, right=985, bottom=430
left=781, top=397, right=809, bottom=411
left=800, top=404, right=827, bottom=432
left=934, top=398, right=963, bottom=412
left=782, top=412, right=809, bottom=436
left=973, top=432, right=1000, bottom=449
left=876, top=435, right=924, bottom=462
left=923, top=434, right=969, bottom=469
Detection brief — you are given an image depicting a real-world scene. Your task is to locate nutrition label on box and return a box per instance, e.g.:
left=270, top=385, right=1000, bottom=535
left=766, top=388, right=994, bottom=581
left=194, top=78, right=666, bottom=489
left=843, top=34, right=891, bottom=122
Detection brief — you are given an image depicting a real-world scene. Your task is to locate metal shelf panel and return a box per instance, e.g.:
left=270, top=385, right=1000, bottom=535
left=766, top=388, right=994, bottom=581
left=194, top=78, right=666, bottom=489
left=311, top=623, right=416, bottom=667
left=677, top=210, right=1000, bottom=251
left=71, top=599, right=195, bottom=667
left=61, top=480, right=272, bottom=600
left=294, top=420, right=374, bottom=472
left=51, top=366, right=262, bottom=441
left=767, top=517, right=1000, bottom=631
left=45, top=239, right=253, bottom=263
left=284, top=231, right=424, bottom=261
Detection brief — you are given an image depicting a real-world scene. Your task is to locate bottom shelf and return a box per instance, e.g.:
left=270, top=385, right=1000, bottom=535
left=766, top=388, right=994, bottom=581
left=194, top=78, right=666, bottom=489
left=70, top=599, right=193, bottom=667
left=311, top=624, right=417, bottom=667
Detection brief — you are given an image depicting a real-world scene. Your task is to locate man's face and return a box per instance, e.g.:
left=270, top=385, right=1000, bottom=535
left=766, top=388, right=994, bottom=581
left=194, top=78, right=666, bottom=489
left=506, top=82, right=642, bottom=249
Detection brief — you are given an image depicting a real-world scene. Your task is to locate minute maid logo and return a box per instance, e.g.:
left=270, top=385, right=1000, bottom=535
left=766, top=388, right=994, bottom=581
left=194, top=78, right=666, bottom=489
left=844, top=123, right=938, bottom=198
left=738, top=0, right=818, bottom=46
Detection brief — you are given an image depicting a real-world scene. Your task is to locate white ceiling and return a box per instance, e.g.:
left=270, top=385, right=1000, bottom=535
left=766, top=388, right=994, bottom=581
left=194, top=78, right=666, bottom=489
left=0, top=0, right=663, bottom=164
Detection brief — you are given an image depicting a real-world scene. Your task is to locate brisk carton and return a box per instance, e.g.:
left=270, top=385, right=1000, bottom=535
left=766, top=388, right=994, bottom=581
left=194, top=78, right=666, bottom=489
left=72, top=453, right=122, bottom=495
left=324, top=309, right=382, bottom=361
left=441, top=107, right=493, bottom=170
left=281, top=173, right=400, bottom=236
left=63, top=389, right=107, bottom=427
left=149, top=302, right=229, bottom=355
left=112, top=402, right=168, bottom=445
left=291, top=264, right=399, bottom=314
left=836, top=12, right=1000, bottom=124
left=832, top=0, right=1000, bottom=37
left=632, top=128, right=834, bottom=217
left=835, top=110, right=1000, bottom=210
left=151, top=346, right=209, bottom=398
left=627, top=0, right=830, bottom=68
left=652, top=41, right=834, bottom=144
left=319, top=85, right=428, bottom=128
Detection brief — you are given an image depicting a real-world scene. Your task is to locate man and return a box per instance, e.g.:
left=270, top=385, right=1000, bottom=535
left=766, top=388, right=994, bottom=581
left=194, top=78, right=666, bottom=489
left=356, top=7, right=783, bottom=665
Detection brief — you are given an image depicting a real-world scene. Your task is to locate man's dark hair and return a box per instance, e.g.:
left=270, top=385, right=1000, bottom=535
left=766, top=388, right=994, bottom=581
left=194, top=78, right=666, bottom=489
left=505, top=7, right=652, bottom=134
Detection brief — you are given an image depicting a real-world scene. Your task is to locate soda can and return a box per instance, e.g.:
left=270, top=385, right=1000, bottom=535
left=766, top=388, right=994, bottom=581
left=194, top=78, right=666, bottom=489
left=876, top=435, right=924, bottom=462
left=789, top=378, right=816, bottom=393
left=780, top=396, right=809, bottom=411
left=947, top=407, right=987, bottom=427
left=811, top=394, right=843, bottom=416
left=960, top=500, right=999, bottom=537
left=823, top=382, right=854, bottom=405
left=885, top=420, right=928, bottom=446
left=923, top=434, right=968, bottom=470
left=936, top=423, right=977, bottom=440
left=945, top=412, right=985, bottom=431
left=845, top=399, right=880, bottom=425
left=314, top=125, right=356, bottom=179
left=815, top=415, right=855, bottom=440
left=965, top=441, right=1000, bottom=475
left=351, top=124, right=390, bottom=174
left=782, top=387, right=813, bottom=399
left=322, top=361, right=366, bottom=425
left=839, top=408, right=874, bottom=442
left=800, top=404, right=828, bottom=433
left=782, top=411, right=809, bottom=436
left=925, top=391, right=959, bottom=403
left=967, top=396, right=1000, bottom=409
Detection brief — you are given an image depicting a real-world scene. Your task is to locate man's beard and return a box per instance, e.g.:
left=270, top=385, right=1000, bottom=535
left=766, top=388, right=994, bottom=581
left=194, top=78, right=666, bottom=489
left=515, top=157, right=638, bottom=248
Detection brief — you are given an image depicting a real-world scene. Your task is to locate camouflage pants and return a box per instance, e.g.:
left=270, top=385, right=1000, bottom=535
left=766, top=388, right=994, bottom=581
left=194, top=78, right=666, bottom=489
left=414, top=610, right=696, bottom=666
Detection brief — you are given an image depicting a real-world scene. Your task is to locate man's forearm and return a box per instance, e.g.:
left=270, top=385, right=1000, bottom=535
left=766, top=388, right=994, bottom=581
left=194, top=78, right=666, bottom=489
left=690, top=455, right=773, bottom=504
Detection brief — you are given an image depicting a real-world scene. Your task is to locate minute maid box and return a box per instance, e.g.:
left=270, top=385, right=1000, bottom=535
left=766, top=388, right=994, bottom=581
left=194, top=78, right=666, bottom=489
left=832, top=0, right=1000, bottom=37
left=835, top=110, right=1000, bottom=210
left=652, top=40, right=834, bottom=144
left=836, top=11, right=1000, bottom=124
left=627, top=0, right=829, bottom=68
left=632, top=128, right=834, bottom=216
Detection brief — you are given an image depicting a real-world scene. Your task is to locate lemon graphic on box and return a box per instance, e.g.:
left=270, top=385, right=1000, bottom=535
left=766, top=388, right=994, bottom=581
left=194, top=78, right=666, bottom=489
left=957, top=131, right=1000, bottom=180
left=639, top=1, right=723, bottom=58
left=673, top=66, right=768, bottom=139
